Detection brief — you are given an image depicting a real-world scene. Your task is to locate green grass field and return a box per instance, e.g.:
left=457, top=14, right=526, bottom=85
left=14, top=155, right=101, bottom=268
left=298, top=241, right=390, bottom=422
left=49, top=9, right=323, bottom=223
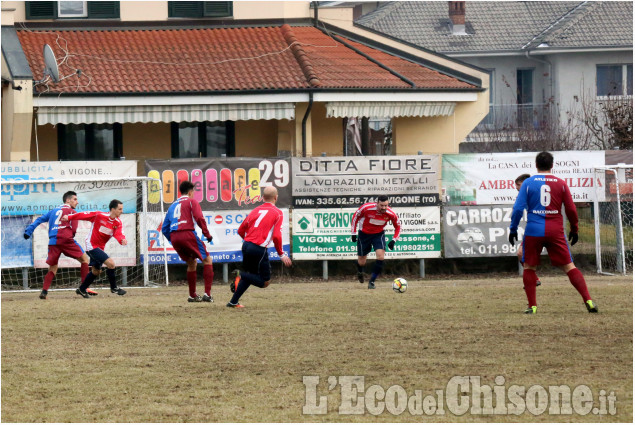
left=2, top=275, right=632, bottom=422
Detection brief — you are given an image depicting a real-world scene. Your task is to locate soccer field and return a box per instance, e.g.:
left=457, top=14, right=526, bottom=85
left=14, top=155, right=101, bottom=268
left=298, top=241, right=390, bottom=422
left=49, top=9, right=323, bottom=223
left=1, top=275, right=632, bottom=422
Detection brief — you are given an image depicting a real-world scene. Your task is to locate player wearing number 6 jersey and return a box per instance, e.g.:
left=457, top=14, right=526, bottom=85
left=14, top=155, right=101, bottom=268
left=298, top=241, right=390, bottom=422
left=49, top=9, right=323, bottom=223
left=23, top=191, right=90, bottom=300
left=162, top=180, right=214, bottom=303
left=510, top=151, right=597, bottom=314
left=227, top=186, right=292, bottom=308
left=351, top=195, right=401, bottom=289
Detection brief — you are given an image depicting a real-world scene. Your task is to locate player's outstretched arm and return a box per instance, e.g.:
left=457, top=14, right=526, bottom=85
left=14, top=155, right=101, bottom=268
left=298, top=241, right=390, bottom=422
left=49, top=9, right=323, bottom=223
left=24, top=211, right=51, bottom=238
left=64, top=211, right=99, bottom=222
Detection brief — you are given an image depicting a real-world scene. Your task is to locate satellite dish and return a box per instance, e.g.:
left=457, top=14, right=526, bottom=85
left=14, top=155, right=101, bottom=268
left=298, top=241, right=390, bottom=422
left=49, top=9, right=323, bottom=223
left=41, top=44, right=59, bottom=83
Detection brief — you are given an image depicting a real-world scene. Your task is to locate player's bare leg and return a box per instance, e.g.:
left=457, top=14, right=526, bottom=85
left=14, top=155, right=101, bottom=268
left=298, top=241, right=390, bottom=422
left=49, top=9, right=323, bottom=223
left=368, top=249, right=385, bottom=290
left=201, top=256, right=214, bottom=303
left=357, top=256, right=367, bottom=283
left=558, top=263, right=597, bottom=312
left=185, top=258, right=201, bottom=302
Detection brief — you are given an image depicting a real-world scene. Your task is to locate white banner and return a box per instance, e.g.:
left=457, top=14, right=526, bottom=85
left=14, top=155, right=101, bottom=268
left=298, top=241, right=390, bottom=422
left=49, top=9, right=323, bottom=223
left=32, top=214, right=137, bottom=268
left=1, top=161, right=138, bottom=216
left=442, top=151, right=605, bottom=205
left=292, top=207, right=441, bottom=260
left=143, top=209, right=291, bottom=264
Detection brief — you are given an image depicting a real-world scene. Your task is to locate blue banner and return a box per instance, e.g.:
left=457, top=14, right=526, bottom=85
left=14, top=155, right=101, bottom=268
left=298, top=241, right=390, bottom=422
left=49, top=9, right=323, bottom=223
left=1, top=216, right=34, bottom=268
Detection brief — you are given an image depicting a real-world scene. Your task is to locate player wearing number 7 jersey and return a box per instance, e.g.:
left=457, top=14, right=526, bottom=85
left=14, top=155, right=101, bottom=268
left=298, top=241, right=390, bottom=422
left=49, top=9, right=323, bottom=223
left=509, top=151, right=597, bottom=314
left=227, top=186, right=292, bottom=308
left=162, top=180, right=214, bottom=303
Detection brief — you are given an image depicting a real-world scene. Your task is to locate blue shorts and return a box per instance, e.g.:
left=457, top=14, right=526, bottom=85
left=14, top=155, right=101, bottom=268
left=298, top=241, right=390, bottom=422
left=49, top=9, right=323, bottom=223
left=87, top=248, right=110, bottom=268
left=242, top=241, right=271, bottom=282
left=357, top=231, right=386, bottom=257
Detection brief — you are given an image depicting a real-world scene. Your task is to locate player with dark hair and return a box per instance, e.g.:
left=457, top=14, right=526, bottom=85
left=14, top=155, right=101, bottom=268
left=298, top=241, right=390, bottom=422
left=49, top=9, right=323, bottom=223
left=351, top=195, right=401, bottom=289
left=24, top=191, right=91, bottom=299
left=514, top=173, right=541, bottom=288
left=63, top=199, right=128, bottom=297
left=162, top=180, right=214, bottom=303
left=227, top=186, right=292, bottom=308
left=510, top=151, right=597, bottom=314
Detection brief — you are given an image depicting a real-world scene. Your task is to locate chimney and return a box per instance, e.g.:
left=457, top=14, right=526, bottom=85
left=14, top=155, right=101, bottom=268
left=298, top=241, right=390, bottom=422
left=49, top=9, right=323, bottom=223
left=448, top=1, right=466, bottom=35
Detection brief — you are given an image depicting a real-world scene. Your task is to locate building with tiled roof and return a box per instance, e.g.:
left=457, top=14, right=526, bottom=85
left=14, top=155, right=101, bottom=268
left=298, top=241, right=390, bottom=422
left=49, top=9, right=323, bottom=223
left=354, top=1, right=632, bottom=145
left=1, top=1, right=489, bottom=164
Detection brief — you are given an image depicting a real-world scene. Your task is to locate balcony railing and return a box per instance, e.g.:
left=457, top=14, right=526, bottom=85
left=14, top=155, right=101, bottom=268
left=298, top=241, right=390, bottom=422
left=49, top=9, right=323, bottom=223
left=475, top=103, right=550, bottom=131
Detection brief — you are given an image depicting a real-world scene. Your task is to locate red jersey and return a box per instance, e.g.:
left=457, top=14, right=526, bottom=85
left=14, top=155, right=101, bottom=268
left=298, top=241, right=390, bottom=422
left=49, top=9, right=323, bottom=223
left=69, top=211, right=125, bottom=250
left=162, top=196, right=212, bottom=240
left=351, top=202, right=401, bottom=239
left=238, top=202, right=285, bottom=256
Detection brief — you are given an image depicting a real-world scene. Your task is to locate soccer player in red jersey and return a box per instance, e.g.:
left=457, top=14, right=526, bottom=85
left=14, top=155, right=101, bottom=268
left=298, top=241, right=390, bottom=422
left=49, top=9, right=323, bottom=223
left=23, top=191, right=91, bottom=299
left=510, top=152, right=597, bottom=314
left=514, top=173, right=541, bottom=288
left=161, top=180, right=214, bottom=303
left=351, top=195, right=401, bottom=289
left=63, top=199, right=128, bottom=297
left=227, top=186, right=292, bottom=308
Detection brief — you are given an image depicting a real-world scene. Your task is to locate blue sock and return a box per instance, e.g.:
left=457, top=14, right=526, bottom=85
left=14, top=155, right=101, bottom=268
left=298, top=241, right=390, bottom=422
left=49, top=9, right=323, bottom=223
left=80, top=272, right=97, bottom=291
left=106, top=268, right=117, bottom=289
left=370, top=260, right=384, bottom=282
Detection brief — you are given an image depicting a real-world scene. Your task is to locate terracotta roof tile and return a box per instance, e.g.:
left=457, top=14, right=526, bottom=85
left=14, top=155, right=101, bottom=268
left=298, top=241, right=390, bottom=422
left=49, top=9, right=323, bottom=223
left=16, top=25, right=477, bottom=94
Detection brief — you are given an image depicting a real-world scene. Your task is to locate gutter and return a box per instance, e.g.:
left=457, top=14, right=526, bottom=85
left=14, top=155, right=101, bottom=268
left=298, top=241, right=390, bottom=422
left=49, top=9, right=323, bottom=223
left=301, top=91, right=313, bottom=157
left=524, top=50, right=553, bottom=103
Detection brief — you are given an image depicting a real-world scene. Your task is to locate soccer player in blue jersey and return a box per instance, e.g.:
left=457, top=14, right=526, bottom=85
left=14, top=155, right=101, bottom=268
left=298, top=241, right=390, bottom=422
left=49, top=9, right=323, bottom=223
left=515, top=173, right=541, bottom=288
left=23, top=191, right=91, bottom=299
left=509, top=152, right=597, bottom=314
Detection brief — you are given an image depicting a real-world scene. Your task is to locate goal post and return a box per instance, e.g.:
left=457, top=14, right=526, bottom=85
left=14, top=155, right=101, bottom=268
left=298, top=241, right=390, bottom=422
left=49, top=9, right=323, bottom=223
left=1, top=177, right=169, bottom=291
left=593, top=165, right=633, bottom=275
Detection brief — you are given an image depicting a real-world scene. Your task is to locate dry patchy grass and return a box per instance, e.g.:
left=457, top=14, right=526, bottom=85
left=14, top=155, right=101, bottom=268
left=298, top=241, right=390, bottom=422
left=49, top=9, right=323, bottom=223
left=1, top=275, right=632, bottom=422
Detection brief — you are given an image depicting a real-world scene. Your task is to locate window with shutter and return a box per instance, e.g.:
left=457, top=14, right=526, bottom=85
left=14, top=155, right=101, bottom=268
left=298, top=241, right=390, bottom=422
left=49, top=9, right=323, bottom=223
left=203, top=2, right=232, bottom=17
left=26, top=1, right=57, bottom=19
left=87, top=1, right=120, bottom=19
left=168, top=1, right=202, bottom=18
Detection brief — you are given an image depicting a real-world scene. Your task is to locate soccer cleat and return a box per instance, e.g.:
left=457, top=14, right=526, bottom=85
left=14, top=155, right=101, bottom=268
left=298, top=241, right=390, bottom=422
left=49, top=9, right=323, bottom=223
left=231, top=270, right=240, bottom=293
left=357, top=272, right=364, bottom=284
left=86, top=288, right=99, bottom=296
left=524, top=306, right=537, bottom=314
left=111, top=287, right=126, bottom=296
left=536, top=279, right=542, bottom=287
left=188, top=295, right=202, bottom=303
left=39, top=290, right=48, bottom=300
left=586, top=300, right=599, bottom=313
left=202, top=294, right=213, bottom=303
left=76, top=288, right=90, bottom=299
left=368, top=280, right=376, bottom=290
left=226, top=302, right=245, bottom=308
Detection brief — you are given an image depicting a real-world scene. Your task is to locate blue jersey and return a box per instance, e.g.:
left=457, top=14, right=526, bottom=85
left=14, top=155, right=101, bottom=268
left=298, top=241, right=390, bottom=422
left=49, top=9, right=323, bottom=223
left=24, top=204, right=78, bottom=245
left=510, top=174, right=578, bottom=237
left=161, top=196, right=211, bottom=242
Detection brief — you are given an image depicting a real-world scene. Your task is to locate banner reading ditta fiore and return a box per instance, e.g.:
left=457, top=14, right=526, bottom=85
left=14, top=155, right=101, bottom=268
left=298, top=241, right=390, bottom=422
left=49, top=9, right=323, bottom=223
left=292, top=207, right=441, bottom=260
left=442, top=151, right=605, bottom=205
left=292, top=155, right=441, bottom=208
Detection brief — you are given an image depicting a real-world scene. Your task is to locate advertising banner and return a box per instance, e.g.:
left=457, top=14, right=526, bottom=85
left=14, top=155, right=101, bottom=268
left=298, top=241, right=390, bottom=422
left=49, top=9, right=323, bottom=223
left=142, top=209, right=290, bottom=264
left=292, top=207, right=441, bottom=260
left=145, top=158, right=292, bottom=210
left=442, top=151, right=605, bottom=205
left=292, top=155, right=440, bottom=208
left=32, top=214, right=137, bottom=268
left=1, top=216, right=34, bottom=268
left=1, top=161, right=138, bottom=216
left=443, top=205, right=529, bottom=258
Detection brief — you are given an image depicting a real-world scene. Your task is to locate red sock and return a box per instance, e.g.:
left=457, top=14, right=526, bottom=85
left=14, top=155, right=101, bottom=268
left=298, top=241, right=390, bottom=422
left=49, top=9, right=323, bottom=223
left=187, top=271, right=197, bottom=298
left=80, top=263, right=89, bottom=281
left=43, top=271, right=55, bottom=291
left=523, top=269, right=538, bottom=307
left=203, top=265, right=214, bottom=296
left=567, top=268, right=591, bottom=302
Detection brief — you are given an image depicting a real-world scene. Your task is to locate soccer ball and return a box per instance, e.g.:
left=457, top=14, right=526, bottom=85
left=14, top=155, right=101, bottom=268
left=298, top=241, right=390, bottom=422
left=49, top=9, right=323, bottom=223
left=392, top=277, right=408, bottom=293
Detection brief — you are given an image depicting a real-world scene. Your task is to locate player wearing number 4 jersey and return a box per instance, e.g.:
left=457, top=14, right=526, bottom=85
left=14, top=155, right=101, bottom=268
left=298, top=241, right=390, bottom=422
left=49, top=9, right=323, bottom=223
left=23, top=191, right=91, bottom=300
left=162, top=180, right=214, bottom=303
left=227, top=186, right=292, bottom=308
left=510, top=151, right=597, bottom=314
left=64, top=199, right=128, bottom=297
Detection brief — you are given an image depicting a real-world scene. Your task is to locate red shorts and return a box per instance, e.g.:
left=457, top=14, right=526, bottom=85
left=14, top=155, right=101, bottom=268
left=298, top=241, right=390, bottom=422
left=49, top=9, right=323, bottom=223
left=47, top=238, right=85, bottom=266
left=170, top=230, right=209, bottom=262
left=522, top=234, right=573, bottom=267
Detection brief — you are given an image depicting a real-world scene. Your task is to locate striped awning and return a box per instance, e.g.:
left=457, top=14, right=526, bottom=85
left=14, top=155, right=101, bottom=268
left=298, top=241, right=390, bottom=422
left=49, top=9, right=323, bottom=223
left=326, top=101, right=456, bottom=118
left=35, top=103, right=295, bottom=125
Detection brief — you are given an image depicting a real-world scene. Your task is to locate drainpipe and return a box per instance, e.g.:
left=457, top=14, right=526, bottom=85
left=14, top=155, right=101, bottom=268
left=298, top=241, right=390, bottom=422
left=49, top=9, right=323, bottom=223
left=312, top=1, right=318, bottom=26
left=525, top=50, right=553, bottom=105
left=301, top=91, right=313, bottom=157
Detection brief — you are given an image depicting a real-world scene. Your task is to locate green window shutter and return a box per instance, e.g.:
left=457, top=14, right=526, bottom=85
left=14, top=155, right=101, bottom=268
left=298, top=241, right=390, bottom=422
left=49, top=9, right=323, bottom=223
left=203, top=2, right=232, bottom=17
left=87, top=1, right=120, bottom=19
left=168, top=1, right=202, bottom=18
left=25, top=1, right=57, bottom=20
